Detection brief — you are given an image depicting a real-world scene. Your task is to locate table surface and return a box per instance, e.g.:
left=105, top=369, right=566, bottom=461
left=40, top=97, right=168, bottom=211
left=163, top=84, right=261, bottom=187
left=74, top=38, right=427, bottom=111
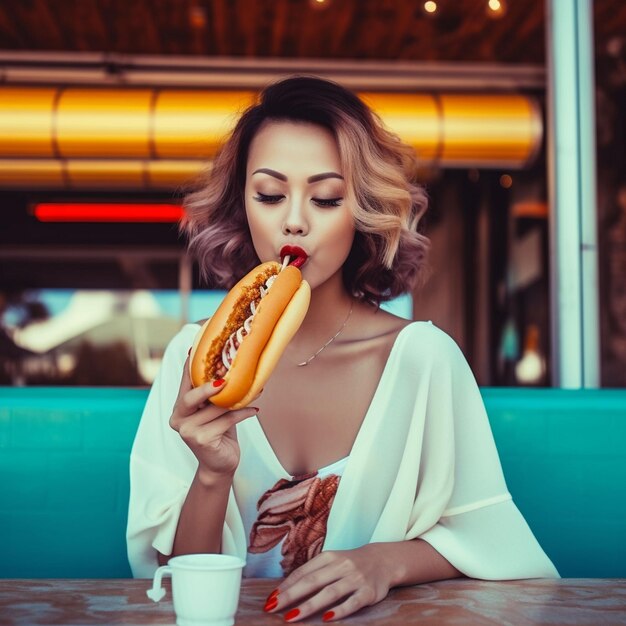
left=1, top=578, right=625, bottom=625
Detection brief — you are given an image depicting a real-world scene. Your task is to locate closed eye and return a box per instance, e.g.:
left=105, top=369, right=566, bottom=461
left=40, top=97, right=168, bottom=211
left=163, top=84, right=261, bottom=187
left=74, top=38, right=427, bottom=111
left=253, top=192, right=284, bottom=204
left=313, top=197, right=343, bottom=207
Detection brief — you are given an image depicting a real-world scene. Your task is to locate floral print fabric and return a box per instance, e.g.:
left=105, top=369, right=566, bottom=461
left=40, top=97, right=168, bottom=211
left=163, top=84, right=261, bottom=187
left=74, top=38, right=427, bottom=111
left=248, top=471, right=340, bottom=576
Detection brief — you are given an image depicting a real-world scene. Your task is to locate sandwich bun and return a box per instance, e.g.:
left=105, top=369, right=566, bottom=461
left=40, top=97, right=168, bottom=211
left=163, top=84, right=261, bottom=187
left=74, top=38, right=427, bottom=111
left=189, top=261, right=310, bottom=409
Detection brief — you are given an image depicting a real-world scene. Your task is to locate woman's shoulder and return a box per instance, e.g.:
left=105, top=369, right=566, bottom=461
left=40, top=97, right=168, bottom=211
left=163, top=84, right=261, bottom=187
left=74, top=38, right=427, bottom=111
left=400, top=319, right=459, bottom=344
left=346, top=306, right=464, bottom=369
left=347, top=305, right=461, bottom=355
left=394, top=320, right=466, bottom=365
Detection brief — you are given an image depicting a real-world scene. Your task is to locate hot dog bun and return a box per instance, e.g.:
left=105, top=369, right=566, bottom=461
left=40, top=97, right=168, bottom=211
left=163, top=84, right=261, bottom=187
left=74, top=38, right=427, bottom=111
left=189, top=261, right=310, bottom=409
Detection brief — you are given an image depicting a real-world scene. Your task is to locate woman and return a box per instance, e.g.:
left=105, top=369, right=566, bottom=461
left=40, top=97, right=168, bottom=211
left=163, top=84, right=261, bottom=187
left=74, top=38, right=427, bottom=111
left=127, top=76, right=558, bottom=622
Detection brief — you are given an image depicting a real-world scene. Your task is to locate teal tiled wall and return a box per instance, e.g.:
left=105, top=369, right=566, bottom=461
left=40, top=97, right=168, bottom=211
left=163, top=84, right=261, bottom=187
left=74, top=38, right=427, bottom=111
left=0, top=387, right=625, bottom=578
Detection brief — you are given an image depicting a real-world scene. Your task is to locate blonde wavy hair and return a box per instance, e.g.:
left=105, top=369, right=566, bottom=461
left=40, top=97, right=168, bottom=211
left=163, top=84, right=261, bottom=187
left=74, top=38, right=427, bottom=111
left=182, top=75, right=430, bottom=305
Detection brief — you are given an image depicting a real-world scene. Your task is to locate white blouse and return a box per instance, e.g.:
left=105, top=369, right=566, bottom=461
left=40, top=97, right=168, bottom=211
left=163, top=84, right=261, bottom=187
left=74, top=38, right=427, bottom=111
left=127, top=321, right=559, bottom=580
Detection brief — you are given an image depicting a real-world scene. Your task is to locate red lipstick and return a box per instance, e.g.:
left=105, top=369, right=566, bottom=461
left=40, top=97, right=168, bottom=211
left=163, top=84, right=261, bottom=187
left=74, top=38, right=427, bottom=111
left=280, top=245, right=309, bottom=269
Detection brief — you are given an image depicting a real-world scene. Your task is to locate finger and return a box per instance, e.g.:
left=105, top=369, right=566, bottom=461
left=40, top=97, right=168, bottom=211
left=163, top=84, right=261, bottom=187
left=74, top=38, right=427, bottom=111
left=280, top=551, right=336, bottom=595
left=172, top=399, right=227, bottom=433
left=170, top=382, right=227, bottom=432
left=179, top=405, right=258, bottom=444
left=180, top=406, right=257, bottom=436
left=267, top=556, right=342, bottom=614
left=278, top=579, right=359, bottom=623
left=176, top=378, right=227, bottom=418
left=316, top=586, right=379, bottom=622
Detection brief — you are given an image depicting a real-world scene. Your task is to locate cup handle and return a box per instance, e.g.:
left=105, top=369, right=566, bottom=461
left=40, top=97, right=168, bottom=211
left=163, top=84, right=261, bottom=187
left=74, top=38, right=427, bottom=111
left=146, top=565, right=172, bottom=602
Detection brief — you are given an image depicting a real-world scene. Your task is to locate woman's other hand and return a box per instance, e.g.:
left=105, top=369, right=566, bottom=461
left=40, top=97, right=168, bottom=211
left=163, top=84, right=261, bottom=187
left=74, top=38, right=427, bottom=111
left=169, top=354, right=258, bottom=483
left=264, top=544, right=396, bottom=622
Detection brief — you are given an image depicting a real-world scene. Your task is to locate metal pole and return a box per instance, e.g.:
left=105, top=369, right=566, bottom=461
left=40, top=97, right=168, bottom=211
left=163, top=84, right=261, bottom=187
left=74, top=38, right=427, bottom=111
left=546, top=0, right=600, bottom=388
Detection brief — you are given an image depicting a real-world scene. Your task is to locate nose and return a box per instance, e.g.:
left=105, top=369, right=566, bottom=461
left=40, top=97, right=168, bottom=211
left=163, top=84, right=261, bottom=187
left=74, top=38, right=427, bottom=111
left=281, top=199, right=308, bottom=236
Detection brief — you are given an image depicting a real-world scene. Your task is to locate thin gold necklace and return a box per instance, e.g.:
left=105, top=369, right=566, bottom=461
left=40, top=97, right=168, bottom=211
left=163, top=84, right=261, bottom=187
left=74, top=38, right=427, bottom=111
left=296, top=300, right=354, bottom=367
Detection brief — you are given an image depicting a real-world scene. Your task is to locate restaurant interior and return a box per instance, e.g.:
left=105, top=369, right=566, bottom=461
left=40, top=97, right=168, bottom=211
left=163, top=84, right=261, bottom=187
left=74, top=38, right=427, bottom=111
left=1, top=0, right=625, bottom=389
left=0, top=0, right=625, bottom=622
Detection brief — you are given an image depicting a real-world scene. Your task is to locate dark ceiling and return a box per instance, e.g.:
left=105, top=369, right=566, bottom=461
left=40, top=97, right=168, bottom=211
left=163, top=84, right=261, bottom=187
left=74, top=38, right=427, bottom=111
left=1, top=0, right=621, bottom=66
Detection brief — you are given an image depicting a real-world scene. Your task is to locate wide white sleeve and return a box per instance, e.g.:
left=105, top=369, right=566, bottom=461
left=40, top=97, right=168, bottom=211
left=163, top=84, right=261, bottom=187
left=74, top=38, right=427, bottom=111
left=126, top=324, right=247, bottom=578
left=416, top=331, right=560, bottom=580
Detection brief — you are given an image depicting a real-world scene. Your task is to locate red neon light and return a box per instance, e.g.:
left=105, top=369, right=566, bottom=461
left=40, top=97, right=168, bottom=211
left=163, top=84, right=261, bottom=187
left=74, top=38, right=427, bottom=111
left=34, top=203, right=184, bottom=223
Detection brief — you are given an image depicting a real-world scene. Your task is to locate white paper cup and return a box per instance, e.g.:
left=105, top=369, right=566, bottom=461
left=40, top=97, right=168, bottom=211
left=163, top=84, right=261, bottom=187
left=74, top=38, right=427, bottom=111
left=147, top=553, right=245, bottom=626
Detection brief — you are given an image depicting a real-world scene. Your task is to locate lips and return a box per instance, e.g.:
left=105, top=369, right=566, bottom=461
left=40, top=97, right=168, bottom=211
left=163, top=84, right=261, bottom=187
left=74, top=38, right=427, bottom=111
left=280, top=245, right=309, bottom=269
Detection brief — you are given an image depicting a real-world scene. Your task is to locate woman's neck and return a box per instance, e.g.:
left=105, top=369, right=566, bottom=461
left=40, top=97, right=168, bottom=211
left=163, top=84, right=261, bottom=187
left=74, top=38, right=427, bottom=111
left=288, top=272, right=354, bottom=354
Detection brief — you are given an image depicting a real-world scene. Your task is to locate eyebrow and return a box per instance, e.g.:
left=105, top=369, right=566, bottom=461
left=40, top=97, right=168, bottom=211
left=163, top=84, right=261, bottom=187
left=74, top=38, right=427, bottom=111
left=252, top=168, right=344, bottom=184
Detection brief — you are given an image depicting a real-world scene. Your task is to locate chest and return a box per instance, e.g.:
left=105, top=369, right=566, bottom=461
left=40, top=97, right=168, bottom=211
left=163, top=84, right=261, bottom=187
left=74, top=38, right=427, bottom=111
left=253, top=336, right=394, bottom=476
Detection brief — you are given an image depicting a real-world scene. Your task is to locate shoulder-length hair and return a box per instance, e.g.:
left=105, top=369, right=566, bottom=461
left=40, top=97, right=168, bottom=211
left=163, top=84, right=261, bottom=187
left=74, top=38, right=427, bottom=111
left=182, top=75, right=430, bottom=305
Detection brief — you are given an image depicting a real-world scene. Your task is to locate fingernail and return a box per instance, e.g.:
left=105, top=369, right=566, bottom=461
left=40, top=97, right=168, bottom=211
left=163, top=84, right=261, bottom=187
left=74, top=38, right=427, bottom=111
left=284, top=608, right=300, bottom=622
left=212, top=378, right=226, bottom=387
left=252, top=407, right=260, bottom=413
left=267, top=589, right=279, bottom=602
left=264, top=598, right=278, bottom=612
left=187, top=347, right=192, bottom=356
left=323, top=611, right=335, bottom=622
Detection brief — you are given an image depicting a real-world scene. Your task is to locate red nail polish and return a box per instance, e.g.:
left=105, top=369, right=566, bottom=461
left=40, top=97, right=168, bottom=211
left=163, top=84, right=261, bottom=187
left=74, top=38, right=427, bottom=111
left=212, top=378, right=226, bottom=387
left=284, top=608, right=300, bottom=621
left=264, top=598, right=278, bottom=612
left=267, top=588, right=279, bottom=601
left=323, top=611, right=335, bottom=622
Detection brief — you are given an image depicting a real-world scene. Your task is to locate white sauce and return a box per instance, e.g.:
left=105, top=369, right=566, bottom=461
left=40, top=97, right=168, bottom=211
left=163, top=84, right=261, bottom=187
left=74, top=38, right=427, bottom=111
left=220, top=272, right=279, bottom=371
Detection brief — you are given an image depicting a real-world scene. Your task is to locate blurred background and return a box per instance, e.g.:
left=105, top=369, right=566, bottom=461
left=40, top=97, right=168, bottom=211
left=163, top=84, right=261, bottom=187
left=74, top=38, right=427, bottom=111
left=0, top=0, right=624, bottom=389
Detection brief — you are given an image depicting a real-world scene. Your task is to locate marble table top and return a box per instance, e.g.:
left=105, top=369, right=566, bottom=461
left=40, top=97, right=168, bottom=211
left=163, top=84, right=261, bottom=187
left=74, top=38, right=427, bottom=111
left=1, top=577, right=625, bottom=625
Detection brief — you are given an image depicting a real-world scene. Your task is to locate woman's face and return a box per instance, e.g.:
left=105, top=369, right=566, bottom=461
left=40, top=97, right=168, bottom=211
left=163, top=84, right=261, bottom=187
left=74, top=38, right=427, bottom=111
left=244, top=120, right=355, bottom=291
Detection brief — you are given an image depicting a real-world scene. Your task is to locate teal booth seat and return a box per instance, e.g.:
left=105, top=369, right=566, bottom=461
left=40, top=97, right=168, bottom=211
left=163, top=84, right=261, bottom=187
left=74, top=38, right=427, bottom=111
left=1, top=387, right=625, bottom=578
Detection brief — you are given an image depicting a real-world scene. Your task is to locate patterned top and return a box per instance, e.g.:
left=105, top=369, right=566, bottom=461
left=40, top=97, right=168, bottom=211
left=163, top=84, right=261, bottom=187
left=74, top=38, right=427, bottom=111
left=248, top=471, right=341, bottom=576
left=239, top=416, right=347, bottom=578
